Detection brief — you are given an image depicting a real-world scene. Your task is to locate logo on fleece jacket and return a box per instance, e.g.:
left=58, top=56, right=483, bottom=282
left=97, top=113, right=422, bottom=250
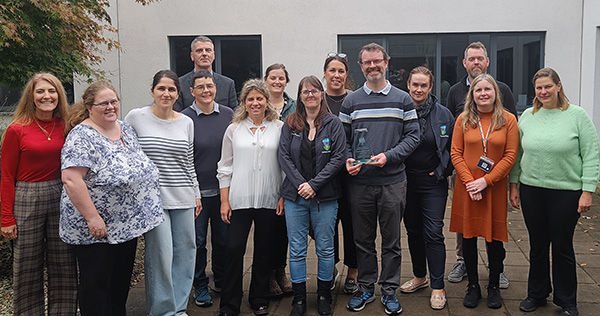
left=322, top=138, right=331, bottom=151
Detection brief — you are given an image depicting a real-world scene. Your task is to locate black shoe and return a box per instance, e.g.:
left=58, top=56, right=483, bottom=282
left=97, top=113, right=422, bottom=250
left=487, top=286, right=503, bottom=309
left=289, top=300, right=306, bottom=316
left=519, top=297, right=547, bottom=312
left=463, top=284, right=481, bottom=308
left=252, top=305, right=269, bottom=316
left=560, top=306, right=579, bottom=316
left=318, top=295, right=332, bottom=316
left=316, top=279, right=332, bottom=316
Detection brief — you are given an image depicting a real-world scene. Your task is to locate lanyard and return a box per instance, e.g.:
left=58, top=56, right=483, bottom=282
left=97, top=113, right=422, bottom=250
left=477, top=117, right=491, bottom=156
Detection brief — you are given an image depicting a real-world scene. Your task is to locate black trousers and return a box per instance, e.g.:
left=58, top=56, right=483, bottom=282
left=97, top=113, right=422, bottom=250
left=520, top=183, right=580, bottom=308
left=334, top=179, right=358, bottom=269
left=403, top=172, right=448, bottom=289
left=270, top=214, right=288, bottom=269
left=220, top=208, right=277, bottom=316
left=73, top=239, right=138, bottom=316
left=463, top=237, right=505, bottom=287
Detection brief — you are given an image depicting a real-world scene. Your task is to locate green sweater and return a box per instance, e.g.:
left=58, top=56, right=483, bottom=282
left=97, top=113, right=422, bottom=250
left=509, top=105, right=600, bottom=192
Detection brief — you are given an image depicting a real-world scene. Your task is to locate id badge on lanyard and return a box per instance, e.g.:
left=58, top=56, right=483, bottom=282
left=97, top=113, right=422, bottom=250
left=476, top=117, right=495, bottom=173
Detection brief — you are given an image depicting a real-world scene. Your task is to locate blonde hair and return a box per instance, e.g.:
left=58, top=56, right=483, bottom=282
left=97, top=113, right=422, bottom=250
left=531, top=67, right=569, bottom=114
left=232, top=79, right=278, bottom=123
left=1, top=73, right=70, bottom=143
left=461, top=74, right=506, bottom=131
left=67, top=81, right=119, bottom=133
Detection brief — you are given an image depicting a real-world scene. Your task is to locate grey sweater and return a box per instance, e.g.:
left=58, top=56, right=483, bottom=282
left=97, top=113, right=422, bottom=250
left=339, top=82, right=420, bottom=186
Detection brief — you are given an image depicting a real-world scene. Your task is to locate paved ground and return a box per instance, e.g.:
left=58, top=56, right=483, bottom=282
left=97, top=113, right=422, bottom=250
left=127, top=194, right=600, bottom=316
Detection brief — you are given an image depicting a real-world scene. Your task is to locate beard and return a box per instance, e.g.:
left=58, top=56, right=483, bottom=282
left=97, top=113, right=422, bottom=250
left=468, top=68, right=486, bottom=79
left=365, top=70, right=384, bottom=82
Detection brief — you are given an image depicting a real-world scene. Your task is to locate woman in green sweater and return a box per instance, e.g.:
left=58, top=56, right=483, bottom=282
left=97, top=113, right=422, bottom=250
left=509, top=68, right=600, bottom=316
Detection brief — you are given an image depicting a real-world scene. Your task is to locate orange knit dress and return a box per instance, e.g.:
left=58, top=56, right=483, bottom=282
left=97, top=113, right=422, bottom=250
left=449, top=110, right=519, bottom=242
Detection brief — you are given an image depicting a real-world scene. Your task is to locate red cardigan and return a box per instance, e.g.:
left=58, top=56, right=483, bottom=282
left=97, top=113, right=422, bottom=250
left=1, top=118, right=65, bottom=227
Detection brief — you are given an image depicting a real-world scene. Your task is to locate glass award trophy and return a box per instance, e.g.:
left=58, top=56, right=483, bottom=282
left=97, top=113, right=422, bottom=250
left=352, top=128, right=377, bottom=165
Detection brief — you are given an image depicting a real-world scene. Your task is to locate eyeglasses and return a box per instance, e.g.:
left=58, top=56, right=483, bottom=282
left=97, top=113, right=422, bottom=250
left=92, top=99, right=120, bottom=108
left=193, top=84, right=215, bottom=91
left=301, top=89, right=322, bottom=96
left=328, top=52, right=347, bottom=59
left=359, top=59, right=385, bottom=66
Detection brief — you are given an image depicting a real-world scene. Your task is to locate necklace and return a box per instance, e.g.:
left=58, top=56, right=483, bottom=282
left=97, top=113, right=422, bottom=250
left=34, top=118, right=56, bottom=141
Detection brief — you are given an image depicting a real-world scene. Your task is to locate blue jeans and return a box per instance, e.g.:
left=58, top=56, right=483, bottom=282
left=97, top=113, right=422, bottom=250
left=144, top=208, right=196, bottom=316
left=285, top=198, right=337, bottom=283
left=194, top=195, right=228, bottom=292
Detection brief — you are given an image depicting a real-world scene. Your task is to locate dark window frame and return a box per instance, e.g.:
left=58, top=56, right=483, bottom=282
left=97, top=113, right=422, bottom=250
left=339, top=32, right=545, bottom=112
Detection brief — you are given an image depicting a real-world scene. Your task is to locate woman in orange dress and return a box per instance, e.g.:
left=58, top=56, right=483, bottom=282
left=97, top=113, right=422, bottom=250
left=449, top=74, right=518, bottom=310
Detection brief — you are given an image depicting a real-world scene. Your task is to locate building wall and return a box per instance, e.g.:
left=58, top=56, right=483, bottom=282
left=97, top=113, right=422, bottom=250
left=79, top=0, right=592, bottom=128
left=581, top=0, right=600, bottom=135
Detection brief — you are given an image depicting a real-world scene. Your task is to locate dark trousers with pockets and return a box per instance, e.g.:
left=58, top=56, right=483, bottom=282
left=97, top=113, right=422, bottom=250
left=349, top=180, right=406, bottom=295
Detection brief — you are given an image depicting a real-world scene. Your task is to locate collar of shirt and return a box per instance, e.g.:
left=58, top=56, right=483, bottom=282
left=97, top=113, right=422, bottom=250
left=466, top=76, right=471, bottom=87
left=191, top=101, right=220, bottom=116
left=363, top=80, right=392, bottom=95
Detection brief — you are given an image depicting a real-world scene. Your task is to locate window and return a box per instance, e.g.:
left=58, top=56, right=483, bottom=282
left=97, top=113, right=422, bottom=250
left=169, top=35, right=261, bottom=95
left=0, top=86, right=21, bottom=113
left=339, top=32, right=544, bottom=112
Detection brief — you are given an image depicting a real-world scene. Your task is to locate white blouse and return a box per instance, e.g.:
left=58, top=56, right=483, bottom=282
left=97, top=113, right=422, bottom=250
left=217, top=118, right=284, bottom=210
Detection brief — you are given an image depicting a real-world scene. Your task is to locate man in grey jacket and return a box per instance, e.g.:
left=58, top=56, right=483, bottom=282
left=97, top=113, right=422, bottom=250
left=174, top=36, right=238, bottom=111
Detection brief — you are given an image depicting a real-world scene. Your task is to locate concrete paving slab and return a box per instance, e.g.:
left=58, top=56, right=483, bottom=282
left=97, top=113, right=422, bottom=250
left=126, top=194, right=600, bottom=315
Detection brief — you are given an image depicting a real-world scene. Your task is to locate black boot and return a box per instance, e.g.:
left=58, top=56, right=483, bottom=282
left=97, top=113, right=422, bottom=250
left=289, top=282, right=306, bottom=316
left=317, top=279, right=332, bottom=316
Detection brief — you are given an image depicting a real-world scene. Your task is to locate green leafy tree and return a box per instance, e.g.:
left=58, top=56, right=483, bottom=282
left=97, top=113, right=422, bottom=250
left=0, top=0, right=157, bottom=88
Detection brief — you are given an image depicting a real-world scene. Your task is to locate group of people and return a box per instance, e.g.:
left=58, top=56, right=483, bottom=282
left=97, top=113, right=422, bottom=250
left=0, top=36, right=598, bottom=316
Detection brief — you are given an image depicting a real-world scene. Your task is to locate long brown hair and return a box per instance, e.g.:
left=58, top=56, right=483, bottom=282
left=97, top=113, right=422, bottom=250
left=2, top=73, right=70, bottom=143
left=461, top=74, right=506, bottom=131
left=232, top=79, right=278, bottom=123
left=531, top=67, right=569, bottom=114
left=286, top=76, right=328, bottom=133
left=66, top=81, right=119, bottom=133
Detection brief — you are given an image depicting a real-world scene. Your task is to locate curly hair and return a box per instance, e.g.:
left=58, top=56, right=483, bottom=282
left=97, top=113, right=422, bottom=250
left=232, top=79, right=278, bottom=123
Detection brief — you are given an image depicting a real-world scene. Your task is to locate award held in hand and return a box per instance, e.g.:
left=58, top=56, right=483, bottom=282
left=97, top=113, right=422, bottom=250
left=352, top=128, right=378, bottom=165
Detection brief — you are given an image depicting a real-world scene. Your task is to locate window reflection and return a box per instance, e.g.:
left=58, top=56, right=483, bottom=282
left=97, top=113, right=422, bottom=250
left=340, top=33, right=544, bottom=111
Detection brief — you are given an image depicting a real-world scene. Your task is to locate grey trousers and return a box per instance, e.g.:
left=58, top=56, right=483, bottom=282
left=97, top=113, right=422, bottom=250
left=349, top=180, right=406, bottom=295
left=13, top=180, right=78, bottom=316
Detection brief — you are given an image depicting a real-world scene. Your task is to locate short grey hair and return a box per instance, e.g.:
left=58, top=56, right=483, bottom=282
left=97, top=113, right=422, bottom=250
left=463, top=41, right=488, bottom=59
left=190, top=35, right=213, bottom=51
